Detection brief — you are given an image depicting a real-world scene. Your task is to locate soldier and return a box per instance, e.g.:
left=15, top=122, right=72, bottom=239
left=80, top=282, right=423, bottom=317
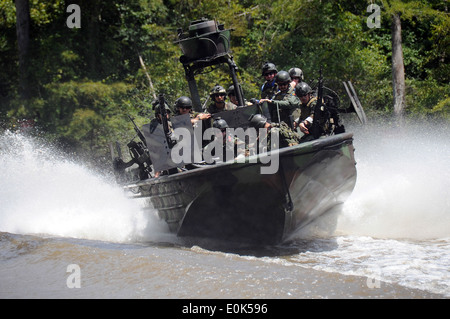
left=151, top=98, right=172, bottom=125
left=289, top=67, right=304, bottom=90
left=260, top=62, right=278, bottom=99
left=174, top=96, right=211, bottom=126
left=203, top=118, right=245, bottom=162
left=248, top=114, right=301, bottom=151
left=226, top=85, right=239, bottom=108
left=227, top=85, right=252, bottom=107
left=174, top=95, right=193, bottom=117
left=293, top=81, right=316, bottom=135
left=207, top=85, right=237, bottom=114
left=293, top=81, right=345, bottom=139
left=150, top=99, right=177, bottom=177
left=258, top=70, right=300, bottom=127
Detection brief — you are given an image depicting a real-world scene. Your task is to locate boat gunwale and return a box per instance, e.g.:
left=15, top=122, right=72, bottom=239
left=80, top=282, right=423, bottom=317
left=122, top=132, right=355, bottom=189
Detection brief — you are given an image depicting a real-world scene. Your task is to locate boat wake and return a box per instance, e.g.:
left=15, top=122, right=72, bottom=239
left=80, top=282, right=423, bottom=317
left=1, top=120, right=448, bottom=244
left=337, top=120, right=450, bottom=240
left=0, top=131, right=169, bottom=243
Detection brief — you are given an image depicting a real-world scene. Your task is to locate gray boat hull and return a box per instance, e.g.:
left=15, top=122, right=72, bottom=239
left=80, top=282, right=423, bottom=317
left=125, top=132, right=357, bottom=245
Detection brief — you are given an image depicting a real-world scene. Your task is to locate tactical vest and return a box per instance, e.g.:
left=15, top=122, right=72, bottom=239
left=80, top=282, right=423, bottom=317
left=207, top=102, right=236, bottom=114
left=298, top=96, right=317, bottom=122
left=261, top=80, right=278, bottom=99
left=270, top=87, right=299, bottom=125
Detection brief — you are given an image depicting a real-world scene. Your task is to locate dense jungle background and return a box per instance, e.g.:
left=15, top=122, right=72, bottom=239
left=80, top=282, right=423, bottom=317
left=0, top=0, right=448, bottom=165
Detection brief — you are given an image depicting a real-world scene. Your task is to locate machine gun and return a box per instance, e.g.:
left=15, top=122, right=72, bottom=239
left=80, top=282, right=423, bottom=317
left=128, top=115, right=147, bottom=147
left=158, top=93, right=176, bottom=149
left=311, top=66, right=325, bottom=139
left=113, top=116, right=153, bottom=182
left=310, top=67, right=346, bottom=138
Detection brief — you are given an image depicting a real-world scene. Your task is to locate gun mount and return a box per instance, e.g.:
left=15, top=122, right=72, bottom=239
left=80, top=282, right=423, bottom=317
left=174, top=19, right=245, bottom=112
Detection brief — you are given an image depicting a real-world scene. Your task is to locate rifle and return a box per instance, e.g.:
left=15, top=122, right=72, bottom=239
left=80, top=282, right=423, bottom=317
left=128, top=115, right=147, bottom=147
left=311, top=66, right=324, bottom=139
left=158, top=93, right=176, bottom=148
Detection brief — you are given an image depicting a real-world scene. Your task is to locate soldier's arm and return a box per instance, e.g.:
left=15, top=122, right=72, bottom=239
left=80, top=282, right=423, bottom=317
left=271, top=95, right=300, bottom=110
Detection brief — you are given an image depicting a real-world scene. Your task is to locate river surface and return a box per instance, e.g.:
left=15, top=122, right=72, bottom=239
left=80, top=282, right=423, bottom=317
left=0, top=119, right=449, bottom=299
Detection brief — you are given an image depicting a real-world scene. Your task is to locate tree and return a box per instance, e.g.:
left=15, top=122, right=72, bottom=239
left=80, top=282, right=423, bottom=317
left=381, top=0, right=447, bottom=117
left=1, top=0, right=448, bottom=162
left=391, top=12, right=406, bottom=117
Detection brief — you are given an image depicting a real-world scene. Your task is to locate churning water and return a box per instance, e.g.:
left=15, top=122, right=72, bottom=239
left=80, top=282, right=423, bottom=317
left=0, top=131, right=169, bottom=243
left=0, top=119, right=449, bottom=299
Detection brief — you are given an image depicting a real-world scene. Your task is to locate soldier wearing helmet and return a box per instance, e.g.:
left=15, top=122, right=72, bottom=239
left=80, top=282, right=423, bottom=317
left=293, top=81, right=317, bottom=135
left=289, top=67, right=304, bottom=90
left=212, top=117, right=229, bottom=130
left=152, top=98, right=172, bottom=124
left=207, top=85, right=237, bottom=114
left=203, top=118, right=245, bottom=162
left=175, top=96, right=211, bottom=126
left=226, top=85, right=238, bottom=107
left=260, top=62, right=278, bottom=99
left=175, top=96, right=193, bottom=115
left=258, top=70, right=300, bottom=126
left=227, top=85, right=252, bottom=107
left=248, top=114, right=300, bottom=150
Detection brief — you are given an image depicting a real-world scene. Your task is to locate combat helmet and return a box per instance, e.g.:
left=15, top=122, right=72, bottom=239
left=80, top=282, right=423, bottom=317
left=210, top=85, right=226, bottom=97
left=261, top=62, right=278, bottom=76
left=289, top=67, right=304, bottom=80
left=213, top=117, right=229, bottom=130
left=248, top=114, right=268, bottom=129
left=227, top=85, right=235, bottom=96
left=295, top=82, right=312, bottom=97
left=175, top=96, right=193, bottom=109
left=274, top=70, right=291, bottom=84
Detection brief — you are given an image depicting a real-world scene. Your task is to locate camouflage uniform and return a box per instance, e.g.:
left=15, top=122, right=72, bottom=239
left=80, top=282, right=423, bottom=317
left=249, top=121, right=300, bottom=154
left=307, top=97, right=342, bottom=137
left=267, top=86, right=300, bottom=125
left=297, top=96, right=317, bottom=123
left=267, top=122, right=301, bottom=150
left=207, top=101, right=237, bottom=114
left=294, top=96, right=341, bottom=141
left=177, top=108, right=206, bottom=122
left=203, top=134, right=246, bottom=162
left=293, top=81, right=316, bottom=127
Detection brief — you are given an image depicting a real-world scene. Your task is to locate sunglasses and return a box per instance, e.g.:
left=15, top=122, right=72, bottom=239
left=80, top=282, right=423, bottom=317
left=264, top=72, right=276, bottom=76
left=214, top=93, right=226, bottom=97
left=277, top=82, right=290, bottom=86
left=179, top=106, right=192, bottom=109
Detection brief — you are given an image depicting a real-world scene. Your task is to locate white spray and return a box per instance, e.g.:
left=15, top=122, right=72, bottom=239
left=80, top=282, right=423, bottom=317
left=337, top=120, right=450, bottom=240
left=0, top=131, right=168, bottom=243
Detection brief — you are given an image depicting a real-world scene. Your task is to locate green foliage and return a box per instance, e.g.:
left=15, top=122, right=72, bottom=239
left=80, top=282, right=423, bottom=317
left=432, top=97, right=450, bottom=119
left=407, top=79, right=450, bottom=118
left=1, top=0, right=448, bottom=164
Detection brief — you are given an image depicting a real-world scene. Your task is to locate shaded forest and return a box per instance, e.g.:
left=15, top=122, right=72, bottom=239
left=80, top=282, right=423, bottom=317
left=0, top=0, right=448, bottom=163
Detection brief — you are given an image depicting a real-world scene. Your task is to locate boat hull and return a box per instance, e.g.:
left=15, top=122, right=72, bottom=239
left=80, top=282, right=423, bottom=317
left=125, top=133, right=357, bottom=245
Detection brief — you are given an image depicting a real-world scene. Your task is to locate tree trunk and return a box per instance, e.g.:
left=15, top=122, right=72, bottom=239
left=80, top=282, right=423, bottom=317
left=15, top=0, right=31, bottom=99
left=391, top=13, right=406, bottom=117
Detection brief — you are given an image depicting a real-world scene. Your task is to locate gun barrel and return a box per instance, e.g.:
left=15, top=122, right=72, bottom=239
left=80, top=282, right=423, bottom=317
left=312, top=66, right=324, bottom=139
